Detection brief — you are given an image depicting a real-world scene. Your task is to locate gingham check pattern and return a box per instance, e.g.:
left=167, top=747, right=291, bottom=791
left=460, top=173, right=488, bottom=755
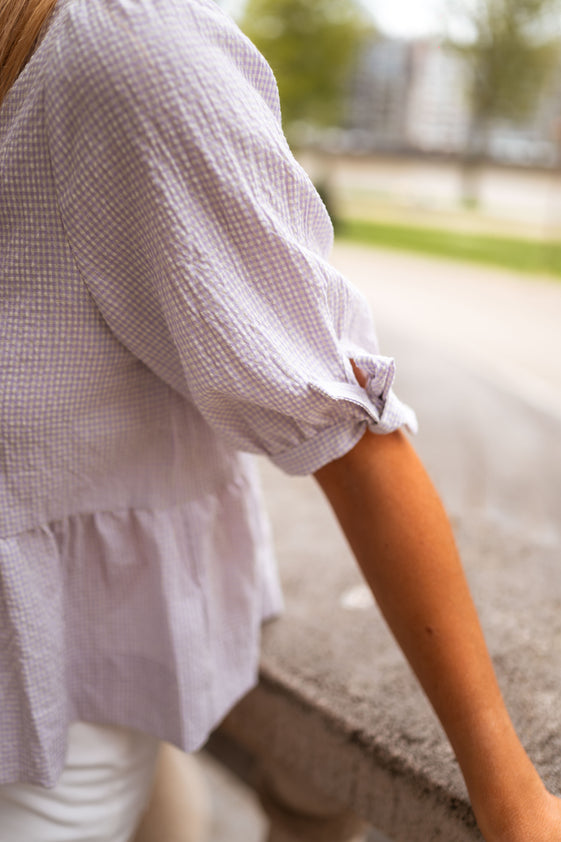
left=0, top=0, right=416, bottom=785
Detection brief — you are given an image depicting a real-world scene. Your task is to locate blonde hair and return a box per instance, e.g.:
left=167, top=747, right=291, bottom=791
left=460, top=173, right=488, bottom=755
left=0, top=0, right=58, bottom=105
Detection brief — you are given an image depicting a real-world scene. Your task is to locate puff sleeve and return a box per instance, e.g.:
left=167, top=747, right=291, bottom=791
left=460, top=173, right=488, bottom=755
left=45, top=0, right=417, bottom=475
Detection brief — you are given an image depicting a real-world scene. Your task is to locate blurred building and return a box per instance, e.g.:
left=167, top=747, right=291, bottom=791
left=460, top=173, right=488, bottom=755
left=342, top=36, right=561, bottom=168
left=345, top=39, right=413, bottom=152
left=404, top=41, right=469, bottom=155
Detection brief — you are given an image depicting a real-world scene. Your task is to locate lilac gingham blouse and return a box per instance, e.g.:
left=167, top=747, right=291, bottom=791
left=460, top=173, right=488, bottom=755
left=0, top=0, right=417, bottom=786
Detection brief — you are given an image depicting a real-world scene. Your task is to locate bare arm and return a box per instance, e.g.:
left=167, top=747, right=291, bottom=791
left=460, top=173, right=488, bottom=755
left=314, top=428, right=561, bottom=841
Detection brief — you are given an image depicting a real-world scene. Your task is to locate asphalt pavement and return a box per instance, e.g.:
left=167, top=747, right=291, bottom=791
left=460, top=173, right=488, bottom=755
left=331, top=242, right=561, bottom=424
left=330, top=242, right=561, bottom=543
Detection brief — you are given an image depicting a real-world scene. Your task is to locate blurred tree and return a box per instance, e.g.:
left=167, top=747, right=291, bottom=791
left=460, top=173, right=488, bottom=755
left=239, top=0, right=374, bottom=139
left=448, top=0, right=561, bottom=203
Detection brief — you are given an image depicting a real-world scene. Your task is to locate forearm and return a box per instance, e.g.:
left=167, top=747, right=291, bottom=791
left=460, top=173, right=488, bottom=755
left=314, top=429, right=555, bottom=839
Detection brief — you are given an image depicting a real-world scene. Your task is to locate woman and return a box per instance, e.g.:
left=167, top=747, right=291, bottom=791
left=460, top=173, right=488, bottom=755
left=1, top=0, right=560, bottom=839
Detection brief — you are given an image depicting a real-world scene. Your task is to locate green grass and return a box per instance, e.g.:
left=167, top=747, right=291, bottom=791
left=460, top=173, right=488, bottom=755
left=338, top=218, right=561, bottom=278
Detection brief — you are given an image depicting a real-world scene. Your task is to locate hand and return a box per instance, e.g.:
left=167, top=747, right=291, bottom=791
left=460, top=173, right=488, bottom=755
left=476, top=788, right=561, bottom=842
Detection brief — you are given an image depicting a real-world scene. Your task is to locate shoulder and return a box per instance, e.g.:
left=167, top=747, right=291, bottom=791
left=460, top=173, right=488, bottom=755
left=45, top=0, right=280, bottom=128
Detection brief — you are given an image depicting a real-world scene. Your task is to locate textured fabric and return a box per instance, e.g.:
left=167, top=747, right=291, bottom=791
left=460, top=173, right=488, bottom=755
left=0, top=723, right=159, bottom=841
left=0, top=0, right=417, bottom=786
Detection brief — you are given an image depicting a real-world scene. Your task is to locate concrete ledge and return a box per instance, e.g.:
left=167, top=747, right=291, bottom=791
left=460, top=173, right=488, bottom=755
left=218, top=672, right=478, bottom=841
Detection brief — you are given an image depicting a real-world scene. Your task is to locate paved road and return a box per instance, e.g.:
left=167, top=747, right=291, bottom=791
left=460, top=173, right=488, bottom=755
left=331, top=242, right=561, bottom=545
left=332, top=242, right=561, bottom=422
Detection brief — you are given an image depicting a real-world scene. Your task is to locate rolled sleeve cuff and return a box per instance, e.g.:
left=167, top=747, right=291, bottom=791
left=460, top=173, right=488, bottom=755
left=270, top=356, right=418, bottom=476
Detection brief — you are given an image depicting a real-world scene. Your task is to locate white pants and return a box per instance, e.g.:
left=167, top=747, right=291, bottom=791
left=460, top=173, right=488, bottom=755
left=0, top=722, right=159, bottom=842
